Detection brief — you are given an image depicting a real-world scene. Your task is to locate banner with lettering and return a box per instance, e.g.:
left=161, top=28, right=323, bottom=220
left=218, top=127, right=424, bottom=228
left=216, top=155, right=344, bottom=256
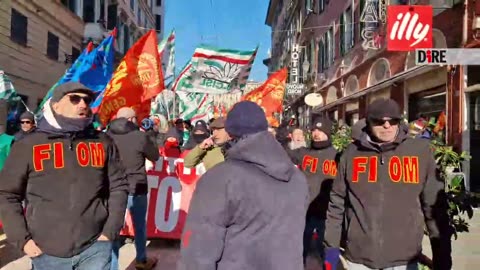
left=120, top=149, right=205, bottom=239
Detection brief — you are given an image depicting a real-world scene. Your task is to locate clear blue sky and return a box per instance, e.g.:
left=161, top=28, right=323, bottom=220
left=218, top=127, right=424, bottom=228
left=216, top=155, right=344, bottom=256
left=164, top=0, right=271, bottom=82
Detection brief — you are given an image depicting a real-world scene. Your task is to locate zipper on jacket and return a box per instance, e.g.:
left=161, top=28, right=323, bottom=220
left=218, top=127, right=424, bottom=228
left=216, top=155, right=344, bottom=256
left=69, top=133, right=76, bottom=150
left=380, top=153, right=384, bottom=165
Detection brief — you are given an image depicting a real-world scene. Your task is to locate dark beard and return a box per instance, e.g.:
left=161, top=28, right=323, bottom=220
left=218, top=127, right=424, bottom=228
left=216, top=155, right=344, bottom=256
left=311, top=140, right=331, bottom=150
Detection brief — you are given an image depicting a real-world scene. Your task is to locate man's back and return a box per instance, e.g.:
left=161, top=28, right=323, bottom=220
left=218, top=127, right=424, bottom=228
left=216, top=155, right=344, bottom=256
left=108, top=118, right=159, bottom=195
left=178, top=131, right=308, bottom=270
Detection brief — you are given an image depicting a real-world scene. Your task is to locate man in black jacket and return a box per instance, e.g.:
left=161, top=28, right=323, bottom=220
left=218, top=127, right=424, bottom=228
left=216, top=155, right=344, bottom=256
left=324, top=98, right=452, bottom=270
left=293, top=117, right=338, bottom=267
left=107, top=107, right=160, bottom=270
left=0, top=82, right=128, bottom=270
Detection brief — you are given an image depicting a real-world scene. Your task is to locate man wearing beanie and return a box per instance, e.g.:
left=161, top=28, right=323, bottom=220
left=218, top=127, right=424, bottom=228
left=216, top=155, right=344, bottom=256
left=107, top=107, right=160, bottom=270
left=184, top=118, right=227, bottom=170
left=293, top=117, right=339, bottom=267
left=0, top=82, right=128, bottom=270
left=14, top=111, right=36, bottom=141
left=324, top=98, right=452, bottom=270
left=178, top=101, right=309, bottom=270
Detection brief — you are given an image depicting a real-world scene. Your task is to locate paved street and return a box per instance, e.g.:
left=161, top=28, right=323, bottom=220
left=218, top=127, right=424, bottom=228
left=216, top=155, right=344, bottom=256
left=1, top=210, right=479, bottom=270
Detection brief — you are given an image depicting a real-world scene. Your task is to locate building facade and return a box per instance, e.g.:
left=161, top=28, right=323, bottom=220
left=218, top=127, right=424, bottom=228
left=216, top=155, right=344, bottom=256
left=265, top=0, right=480, bottom=190
left=0, top=0, right=85, bottom=109
left=0, top=0, right=157, bottom=111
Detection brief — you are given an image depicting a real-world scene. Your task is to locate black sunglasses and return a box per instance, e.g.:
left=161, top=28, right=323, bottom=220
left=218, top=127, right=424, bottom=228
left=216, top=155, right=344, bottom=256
left=68, top=94, right=92, bottom=105
left=20, top=121, right=32, bottom=124
left=369, top=118, right=401, bottom=126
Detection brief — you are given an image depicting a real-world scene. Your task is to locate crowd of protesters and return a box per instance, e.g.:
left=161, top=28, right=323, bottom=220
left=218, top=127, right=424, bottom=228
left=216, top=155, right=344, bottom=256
left=0, top=81, right=453, bottom=270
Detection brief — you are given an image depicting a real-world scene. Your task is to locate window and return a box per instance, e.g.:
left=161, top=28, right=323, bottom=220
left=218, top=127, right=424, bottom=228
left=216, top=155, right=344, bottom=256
left=341, top=6, right=354, bottom=55
left=155, top=15, right=161, bottom=31
left=71, top=47, right=80, bottom=63
left=123, top=25, right=130, bottom=51
left=137, top=7, right=141, bottom=24
left=99, top=0, right=105, bottom=24
left=156, top=0, right=162, bottom=6
left=305, top=0, right=312, bottom=14
left=130, top=0, right=135, bottom=11
left=317, top=38, right=325, bottom=72
left=61, top=0, right=76, bottom=13
left=47, top=32, right=59, bottom=60
left=83, top=0, right=95, bottom=23
left=107, top=4, right=117, bottom=30
left=317, top=0, right=326, bottom=14
left=10, top=9, right=28, bottom=46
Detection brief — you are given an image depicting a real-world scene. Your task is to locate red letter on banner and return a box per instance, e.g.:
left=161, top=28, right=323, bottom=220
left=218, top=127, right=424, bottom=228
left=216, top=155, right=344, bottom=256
left=33, top=144, right=51, bottom=172
left=76, top=142, right=90, bottom=167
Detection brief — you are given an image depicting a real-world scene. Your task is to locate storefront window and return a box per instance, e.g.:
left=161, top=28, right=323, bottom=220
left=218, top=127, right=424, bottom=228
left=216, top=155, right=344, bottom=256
left=408, top=90, right=446, bottom=122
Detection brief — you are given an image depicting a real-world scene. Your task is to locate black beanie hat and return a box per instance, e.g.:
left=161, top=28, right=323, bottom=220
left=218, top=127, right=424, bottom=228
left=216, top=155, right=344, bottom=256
left=367, top=98, right=402, bottom=120
left=20, top=111, right=35, bottom=122
left=225, top=101, right=268, bottom=137
left=310, top=117, right=333, bottom=137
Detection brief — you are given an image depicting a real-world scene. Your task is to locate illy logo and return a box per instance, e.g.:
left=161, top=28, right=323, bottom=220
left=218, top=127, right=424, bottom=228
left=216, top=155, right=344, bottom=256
left=387, top=5, right=433, bottom=51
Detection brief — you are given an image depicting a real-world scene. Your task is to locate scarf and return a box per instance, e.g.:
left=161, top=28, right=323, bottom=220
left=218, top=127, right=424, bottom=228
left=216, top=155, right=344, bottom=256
left=38, top=102, right=93, bottom=134
left=311, top=139, right=332, bottom=150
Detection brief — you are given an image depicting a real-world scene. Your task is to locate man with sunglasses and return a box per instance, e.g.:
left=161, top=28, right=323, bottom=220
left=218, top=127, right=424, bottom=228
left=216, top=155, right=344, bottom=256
left=14, top=111, right=36, bottom=141
left=0, top=82, right=128, bottom=270
left=107, top=107, right=160, bottom=270
left=323, top=98, right=452, bottom=270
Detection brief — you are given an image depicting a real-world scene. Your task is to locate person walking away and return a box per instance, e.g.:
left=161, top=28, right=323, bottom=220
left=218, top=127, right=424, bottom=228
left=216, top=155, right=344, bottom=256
left=0, top=99, right=14, bottom=171
left=292, top=117, right=338, bottom=267
left=178, top=101, right=309, bottom=270
left=107, top=107, right=160, bottom=270
left=183, top=117, right=228, bottom=171
left=183, top=120, right=210, bottom=150
left=14, top=111, right=36, bottom=141
left=0, top=82, right=128, bottom=270
left=324, top=98, right=452, bottom=270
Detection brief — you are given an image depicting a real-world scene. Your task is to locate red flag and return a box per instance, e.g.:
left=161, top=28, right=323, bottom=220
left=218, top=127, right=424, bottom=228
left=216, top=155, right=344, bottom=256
left=98, top=30, right=165, bottom=125
left=242, top=68, right=287, bottom=127
left=86, top=41, right=94, bottom=53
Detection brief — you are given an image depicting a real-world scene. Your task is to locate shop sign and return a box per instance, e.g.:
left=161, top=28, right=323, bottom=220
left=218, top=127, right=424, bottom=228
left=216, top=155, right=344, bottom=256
left=286, top=83, right=304, bottom=95
left=360, top=0, right=386, bottom=50
left=387, top=5, right=433, bottom=51
left=290, top=44, right=300, bottom=84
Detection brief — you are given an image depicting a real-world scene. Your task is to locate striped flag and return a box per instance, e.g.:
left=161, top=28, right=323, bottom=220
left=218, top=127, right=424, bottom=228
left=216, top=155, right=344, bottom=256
left=158, top=30, right=176, bottom=81
left=174, top=45, right=257, bottom=94
left=0, top=71, right=20, bottom=103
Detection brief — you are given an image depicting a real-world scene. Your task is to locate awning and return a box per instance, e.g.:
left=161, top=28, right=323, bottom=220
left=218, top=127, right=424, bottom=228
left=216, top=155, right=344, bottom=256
left=313, top=65, right=441, bottom=112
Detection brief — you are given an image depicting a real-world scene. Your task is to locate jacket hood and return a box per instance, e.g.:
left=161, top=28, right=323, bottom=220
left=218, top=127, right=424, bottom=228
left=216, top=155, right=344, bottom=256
left=108, top=118, right=138, bottom=135
left=227, top=131, right=295, bottom=182
left=355, top=123, right=409, bottom=152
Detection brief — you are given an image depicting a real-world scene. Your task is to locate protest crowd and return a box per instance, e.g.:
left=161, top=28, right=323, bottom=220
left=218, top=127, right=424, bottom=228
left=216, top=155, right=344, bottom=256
left=0, top=29, right=454, bottom=270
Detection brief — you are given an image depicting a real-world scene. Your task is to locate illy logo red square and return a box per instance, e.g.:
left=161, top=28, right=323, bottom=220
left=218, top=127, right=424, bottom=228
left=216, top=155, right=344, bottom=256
left=387, top=5, right=433, bottom=51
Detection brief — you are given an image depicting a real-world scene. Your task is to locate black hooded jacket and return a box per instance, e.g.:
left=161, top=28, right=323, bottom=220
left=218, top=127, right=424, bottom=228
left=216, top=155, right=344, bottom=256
left=0, top=117, right=128, bottom=258
left=325, top=126, right=452, bottom=269
left=107, top=118, right=160, bottom=195
left=292, top=143, right=339, bottom=220
left=178, top=131, right=309, bottom=270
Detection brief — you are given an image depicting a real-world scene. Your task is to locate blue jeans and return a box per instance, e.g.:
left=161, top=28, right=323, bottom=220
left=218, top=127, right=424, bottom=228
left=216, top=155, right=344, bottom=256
left=111, top=195, right=148, bottom=270
left=31, top=240, right=112, bottom=270
left=303, top=216, right=326, bottom=265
